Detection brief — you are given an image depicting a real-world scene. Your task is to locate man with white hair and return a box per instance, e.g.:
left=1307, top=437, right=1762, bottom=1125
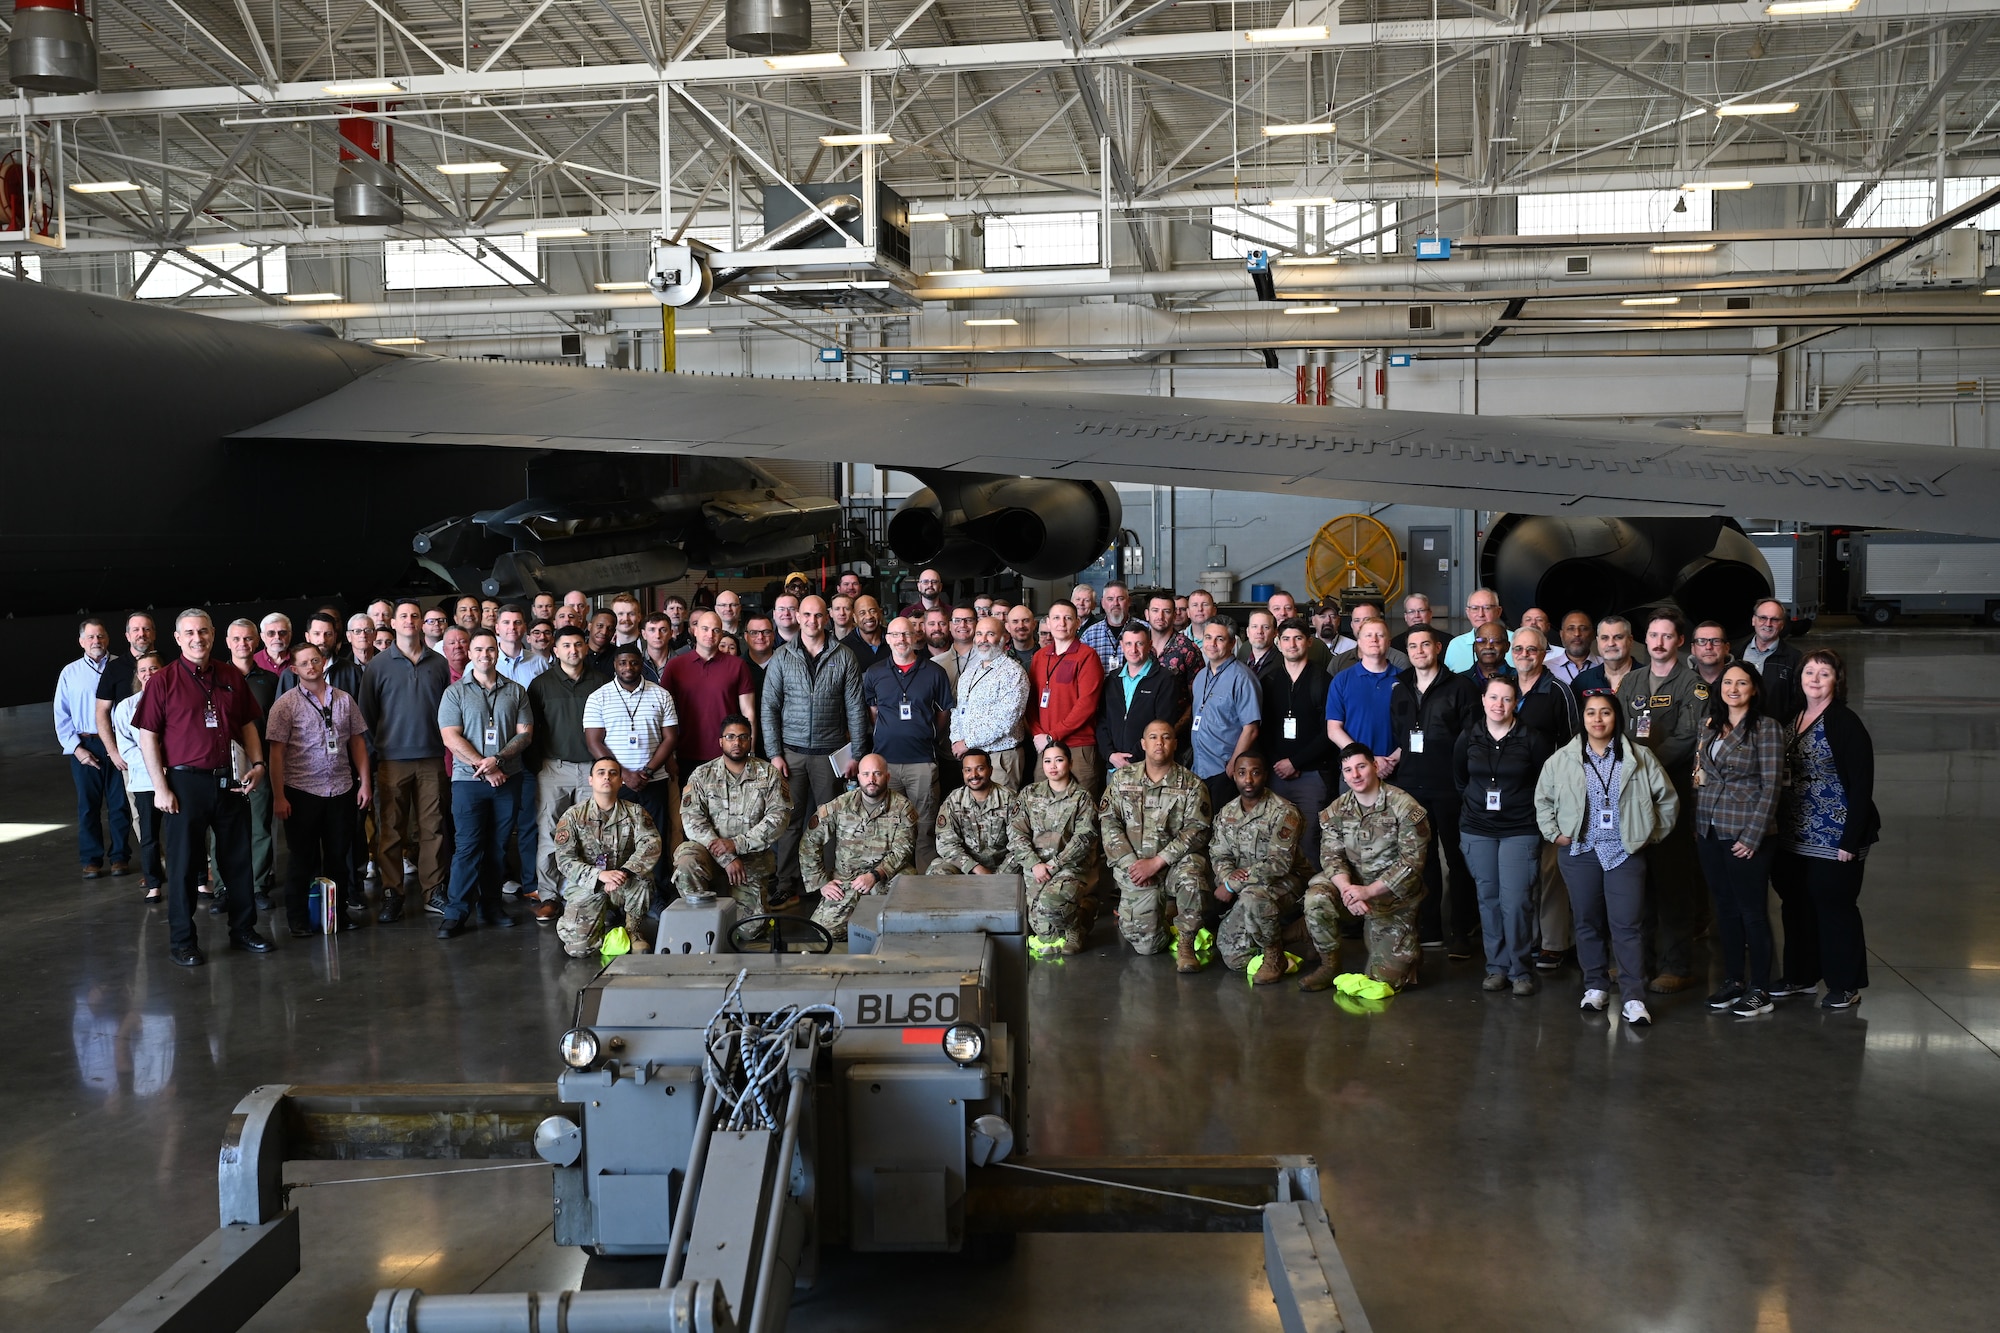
left=951, top=616, right=1031, bottom=791
left=1070, top=582, right=1101, bottom=630
left=254, top=612, right=292, bottom=675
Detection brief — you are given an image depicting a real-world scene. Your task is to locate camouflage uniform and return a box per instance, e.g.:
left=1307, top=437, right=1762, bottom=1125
left=551, top=798, right=663, bottom=959
left=803, top=788, right=916, bottom=937
left=1307, top=785, right=1431, bottom=986
left=1098, top=763, right=1212, bottom=955
left=1210, top=793, right=1308, bottom=971
left=672, top=755, right=791, bottom=916
left=930, top=784, right=1018, bottom=874
left=1006, top=780, right=1099, bottom=938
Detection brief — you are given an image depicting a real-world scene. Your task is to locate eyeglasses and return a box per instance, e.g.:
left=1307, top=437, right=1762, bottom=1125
left=1509, top=646, right=1542, bottom=656
left=1693, top=636, right=1727, bottom=646
left=1751, top=614, right=1784, bottom=623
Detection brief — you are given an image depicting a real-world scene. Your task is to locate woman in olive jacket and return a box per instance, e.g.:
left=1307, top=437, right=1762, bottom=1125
left=1535, top=691, right=1679, bottom=1025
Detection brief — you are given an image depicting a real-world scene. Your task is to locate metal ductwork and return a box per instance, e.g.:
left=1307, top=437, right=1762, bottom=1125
left=889, top=471, right=1122, bottom=581
left=708, top=195, right=860, bottom=289
left=725, top=0, right=812, bottom=55
left=1482, top=514, right=1773, bottom=637
left=9, top=0, right=98, bottom=93
left=333, top=105, right=403, bottom=226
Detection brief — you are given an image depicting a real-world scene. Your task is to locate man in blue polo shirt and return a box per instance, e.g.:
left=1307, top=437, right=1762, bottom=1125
left=1327, top=619, right=1400, bottom=776
left=1189, top=620, right=1263, bottom=811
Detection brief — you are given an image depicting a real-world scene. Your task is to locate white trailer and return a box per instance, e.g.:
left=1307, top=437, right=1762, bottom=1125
left=1850, top=531, right=2000, bottom=627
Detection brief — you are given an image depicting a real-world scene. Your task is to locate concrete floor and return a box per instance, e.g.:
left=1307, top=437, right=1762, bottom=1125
left=5, top=628, right=1997, bottom=1333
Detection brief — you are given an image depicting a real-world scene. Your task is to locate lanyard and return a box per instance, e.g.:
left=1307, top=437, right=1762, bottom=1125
left=615, top=682, right=651, bottom=735
left=302, top=683, right=336, bottom=736
left=1584, top=748, right=1617, bottom=805
left=183, top=661, right=218, bottom=714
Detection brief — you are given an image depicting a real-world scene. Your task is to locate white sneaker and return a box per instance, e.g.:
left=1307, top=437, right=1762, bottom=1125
left=403, top=858, right=416, bottom=877
left=1622, top=1000, right=1653, bottom=1027
left=501, top=880, right=522, bottom=896
left=1579, top=989, right=1609, bottom=1011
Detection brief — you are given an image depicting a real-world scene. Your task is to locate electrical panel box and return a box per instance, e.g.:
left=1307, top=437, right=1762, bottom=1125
left=1877, top=227, right=1985, bottom=289
left=1414, top=236, right=1452, bottom=261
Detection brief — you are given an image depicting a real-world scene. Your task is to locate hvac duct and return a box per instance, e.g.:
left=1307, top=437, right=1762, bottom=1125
left=725, top=0, right=813, bottom=55
left=9, top=0, right=98, bottom=93
left=333, top=105, right=403, bottom=226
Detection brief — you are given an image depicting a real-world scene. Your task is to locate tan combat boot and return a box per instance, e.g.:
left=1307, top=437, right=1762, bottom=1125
left=1297, top=963, right=1339, bottom=992
left=1174, top=927, right=1202, bottom=973
left=1062, top=925, right=1085, bottom=955
left=1253, top=950, right=1287, bottom=986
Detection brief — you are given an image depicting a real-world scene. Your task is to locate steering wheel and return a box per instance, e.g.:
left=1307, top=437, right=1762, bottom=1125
left=728, top=914, right=835, bottom=954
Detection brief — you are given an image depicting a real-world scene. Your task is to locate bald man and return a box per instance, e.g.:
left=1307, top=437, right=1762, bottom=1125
left=802, top=754, right=915, bottom=940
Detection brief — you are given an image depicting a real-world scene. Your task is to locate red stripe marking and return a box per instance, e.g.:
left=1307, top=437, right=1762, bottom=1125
left=901, top=1027, right=946, bottom=1044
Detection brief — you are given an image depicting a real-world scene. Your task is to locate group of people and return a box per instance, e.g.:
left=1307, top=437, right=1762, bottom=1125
left=54, top=573, right=1879, bottom=1024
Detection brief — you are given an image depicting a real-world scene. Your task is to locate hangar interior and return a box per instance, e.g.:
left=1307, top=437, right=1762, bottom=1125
left=6, top=2, right=2000, bottom=1331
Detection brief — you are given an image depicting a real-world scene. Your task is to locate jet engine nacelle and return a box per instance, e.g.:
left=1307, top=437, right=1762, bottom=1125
left=889, top=473, right=1123, bottom=581
left=1482, top=514, right=1773, bottom=637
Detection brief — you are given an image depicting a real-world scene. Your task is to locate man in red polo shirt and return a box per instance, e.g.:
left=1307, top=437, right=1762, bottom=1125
left=664, top=610, right=757, bottom=777
left=1029, top=600, right=1107, bottom=795
left=135, top=608, right=275, bottom=967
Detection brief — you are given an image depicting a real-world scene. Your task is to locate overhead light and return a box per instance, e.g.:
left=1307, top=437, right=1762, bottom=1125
left=964, top=317, right=1018, bottom=326
left=1273, top=196, right=1336, bottom=207
left=372, top=336, right=426, bottom=345
left=1284, top=304, right=1342, bottom=315
left=907, top=212, right=951, bottom=222
left=1651, top=242, right=1717, bottom=253
left=1766, top=0, right=1859, bottom=13
left=1276, top=256, right=1340, bottom=266
left=1681, top=180, right=1753, bottom=191
left=676, top=327, right=712, bottom=335
left=1620, top=296, right=1682, bottom=306
left=185, top=243, right=239, bottom=253
left=1261, top=122, right=1336, bottom=137
left=927, top=267, right=982, bottom=277
left=766, top=51, right=848, bottom=70
left=1715, top=102, right=1800, bottom=117
left=525, top=226, right=589, bottom=239
left=70, top=180, right=139, bottom=193
left=595, top=280, right=652, bottom=291
left=819, top=132, right=893, bottom=146
left=437, top=161, right=508, bottom=175
left=283, top=292, right=343, bottom=303
left=322, top=79, right=404, bottom=96
left=1245, top=25, right=1330, bottom=43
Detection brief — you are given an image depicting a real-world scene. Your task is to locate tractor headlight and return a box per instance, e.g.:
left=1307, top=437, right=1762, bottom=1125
left=558, top=1027, right=601, bottom=1069
left=942, top=1023, right=985, bottom=1066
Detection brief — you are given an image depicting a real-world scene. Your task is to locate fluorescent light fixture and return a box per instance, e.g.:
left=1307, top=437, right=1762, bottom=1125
left=1273, top=196, right=1337, bottom=207
left=766, top=51, right=848, bottom=70
left=322, top=79, right=404, bottom=96
left=372, top=336, right=426, bottom=345
left=1620, top=296, right=1682, bottom=306
left=1681, top=180, right=1753, bottom=191
left=907, top=212, right=951, bottom=222
left=525, top=226, right=589, bottom=238
left=1284, top=304, right=1342, bottom=315
left=927, top=267, right=983, bottom=277
left=595, top=280, right=652, bottom=291
left=675, top=327, right=712, bottom=335
left=185, top=243, right=238, bottom=252
left=1766, top=0, right=1858, bottom=13
left=437, top=161, right=508, bottom=175
left=819, top=132, right=894, bottom=146
left=1276, top=255, right=1340, bottom=266
left=1261, top=122, right=1336, bottom=137
left=964, top=317, right=1018, bottom=326
left=70, top=180, right=138, bottom=193
left=1245, top=25, right=1330, bottom=43
left=1715, top=102, right=1800, bottom=117
left=283, top=292, right=344, bottom=303
left=1651, top=242, right=1717, bottom=253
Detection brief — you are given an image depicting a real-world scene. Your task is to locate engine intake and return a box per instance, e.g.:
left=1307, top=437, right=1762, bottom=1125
left=890, top=473, right=1121, bottom=581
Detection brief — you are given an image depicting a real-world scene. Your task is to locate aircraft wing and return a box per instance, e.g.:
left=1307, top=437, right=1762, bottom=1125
left=232, top=354, right=2000, bottom=537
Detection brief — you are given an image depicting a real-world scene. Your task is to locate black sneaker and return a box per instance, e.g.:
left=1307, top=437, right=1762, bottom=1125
left=1705, top=980, right=1747, bottom=1010
left=1731, top=989, right=1775, bottom=1017
left=1769, top=977, right=1817, bottom=998
left=423, top=895, right=447, bottom=917
left=1533, top=949, right=1565, bottom=972
left=1820, top=989, right=1861, bottom=1010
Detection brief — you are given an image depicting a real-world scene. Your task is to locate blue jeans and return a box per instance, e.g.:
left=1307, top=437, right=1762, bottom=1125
left=1461, top=832, right=1542, bottom=981
left=513, top=767, right=539, bottom=894
left=71, top=737, right=131, bottom=867
left=445, top=776, right=521, bottom=925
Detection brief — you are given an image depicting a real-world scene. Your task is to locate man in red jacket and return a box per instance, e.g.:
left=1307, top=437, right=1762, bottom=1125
left=1030, top=601, right=1107, bottom=795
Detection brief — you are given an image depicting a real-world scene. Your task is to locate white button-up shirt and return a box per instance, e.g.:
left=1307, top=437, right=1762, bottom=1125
left=54, top=653, right=110, bottom=752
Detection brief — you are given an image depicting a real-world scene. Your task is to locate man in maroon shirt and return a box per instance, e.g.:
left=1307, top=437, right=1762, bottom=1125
left=135, top=608, right=275, bottom=967
left=664, top=611, right=756, bottom=776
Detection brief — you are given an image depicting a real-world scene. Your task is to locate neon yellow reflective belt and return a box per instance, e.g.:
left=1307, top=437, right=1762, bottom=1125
left=600, top=925, right=632, bottom=962
left=1334, top=972, right=1396, bottom=1000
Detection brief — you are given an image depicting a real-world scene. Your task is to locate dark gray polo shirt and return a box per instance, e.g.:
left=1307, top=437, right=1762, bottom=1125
left=359, top=645, right=452, bottom=762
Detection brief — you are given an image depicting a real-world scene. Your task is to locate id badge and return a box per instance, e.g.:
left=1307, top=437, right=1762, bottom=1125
left=1485, top=787, right=1502, bottom=812
left=1634, top=711, right=1652, bottom=739
left=1597, top=807, right=1616, bottom=831
left=899, top=701, right=913, bottom=721
left=484, top=725, right=499, bottom=750
left=325, top=733, right=340, bottom=757
left=1283, top=716, right=1297, bottom=740
left=628, top=731, right=639, bottom=748
left=204, top=705, right=219, bottom=730
left=1040, top=690, right=1051, bottom=708
left=1408, top=728, right=1425, bottom=753
left=1190, top=714, right=1201, bottom=734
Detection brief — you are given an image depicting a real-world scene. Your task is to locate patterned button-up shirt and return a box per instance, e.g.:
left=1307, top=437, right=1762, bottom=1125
left=1210, top=792, right=1306, bottom=885
left=679, top=755, right=790, bottom=860
left=950, top=653, right=1029, bottom=752
left=802, top=788, right=916, bottom=883
left=265, top=682, right=367, bottom=797
left=932, top=784, right=1017, bottom=872
left=1098, top=762, right=1211, bottom=871
left=1313, top=784, right=1431, bottom=906
left=551, top=798, right=662, bottom=900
